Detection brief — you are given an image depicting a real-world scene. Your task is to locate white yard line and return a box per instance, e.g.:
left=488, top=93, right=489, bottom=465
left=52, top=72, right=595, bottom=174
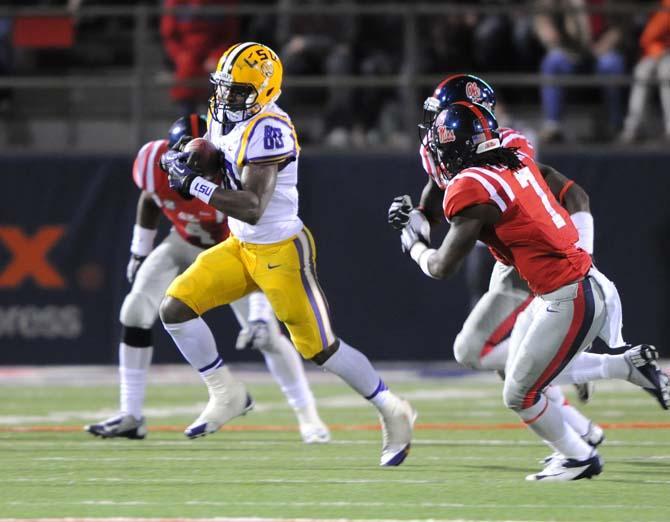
left=0, top=518, right=542, bottom=522
left=0, top=389, right=495, bottom=425
left=4, top=500, right=667, bottom=511
left=3, top=438, right=670, bottom=447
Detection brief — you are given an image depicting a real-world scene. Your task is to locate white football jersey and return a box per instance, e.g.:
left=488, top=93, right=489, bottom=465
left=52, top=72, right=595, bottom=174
left=207, top=102, right=303, bottom=244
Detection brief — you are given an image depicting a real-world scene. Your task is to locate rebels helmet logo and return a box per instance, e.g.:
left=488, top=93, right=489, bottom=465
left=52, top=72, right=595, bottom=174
left=438, top=126, right=456, bottom=144
left=465, top=82, right=482, bottom=103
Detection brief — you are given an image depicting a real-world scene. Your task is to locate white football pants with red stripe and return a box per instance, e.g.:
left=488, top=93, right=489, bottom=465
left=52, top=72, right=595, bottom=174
left=454, top=262, right=531, bottom=371
left=503, top=276, right=605, bottom=411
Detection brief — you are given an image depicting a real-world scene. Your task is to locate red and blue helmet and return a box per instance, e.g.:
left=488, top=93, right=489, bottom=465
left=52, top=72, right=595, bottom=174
left=167, top=114, right=208, bottom=148
left=428, top=101, right=500, bottom=177
left=424, top=74, right=496, bottom=118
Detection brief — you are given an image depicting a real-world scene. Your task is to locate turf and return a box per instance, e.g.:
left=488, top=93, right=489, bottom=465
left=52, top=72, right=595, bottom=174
left=1, top=369, right=669, bottom=521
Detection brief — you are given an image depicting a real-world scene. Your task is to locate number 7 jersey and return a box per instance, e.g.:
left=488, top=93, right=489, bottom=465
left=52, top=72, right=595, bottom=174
left=442, top=154, right=592, bottom=295
left=207, top=102, right=303, bottom=244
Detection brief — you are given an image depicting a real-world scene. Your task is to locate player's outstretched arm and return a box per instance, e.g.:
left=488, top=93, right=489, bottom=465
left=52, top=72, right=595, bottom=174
left=198, top=162, right=278, bottom=225
left=401, top=204, right=499, bottom=279
left=136, top=190, right=162, bottom=229
left=127, top=191, right=162, bottom=284
left=418, top=178, right=445, bottom=225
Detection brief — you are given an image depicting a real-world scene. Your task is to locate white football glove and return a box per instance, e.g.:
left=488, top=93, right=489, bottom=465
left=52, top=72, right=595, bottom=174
left=235, top=320, right=271, bottom=351
left=400, top=209, right=431, bottom=253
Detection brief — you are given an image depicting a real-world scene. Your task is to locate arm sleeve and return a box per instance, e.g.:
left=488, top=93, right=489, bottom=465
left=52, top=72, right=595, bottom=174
left=236, top=115, right=299, bottom=167
left=443, top=177, right=497, bottom=220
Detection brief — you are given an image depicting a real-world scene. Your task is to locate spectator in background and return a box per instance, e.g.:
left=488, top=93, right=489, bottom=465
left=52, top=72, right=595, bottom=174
left=160, top=0, right=239, bottom=116
left=276, top=0, right=404, bottom=148
left=534, top=0, right=626, bottom=142
left=275, top=0, right=357, bottom=146
left=619, top=0, right=670, bottom=143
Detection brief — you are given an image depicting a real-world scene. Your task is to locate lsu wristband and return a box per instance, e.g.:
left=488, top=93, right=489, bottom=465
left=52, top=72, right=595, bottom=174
left=130, top=224, right=157, bottom=257
left=189, top=176, right=218, bottom=204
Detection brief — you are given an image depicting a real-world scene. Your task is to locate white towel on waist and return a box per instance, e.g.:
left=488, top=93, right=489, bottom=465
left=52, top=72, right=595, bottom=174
left=588, top=266, right=626, bottom=348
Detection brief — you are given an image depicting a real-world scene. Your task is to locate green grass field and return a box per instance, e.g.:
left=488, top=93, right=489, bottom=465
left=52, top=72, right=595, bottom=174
left=1, top=366, right=669, bottom=522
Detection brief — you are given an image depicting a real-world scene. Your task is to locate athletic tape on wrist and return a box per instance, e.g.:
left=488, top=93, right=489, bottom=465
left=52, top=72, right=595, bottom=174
left=189, top=176, right=218, bottom=204
left=130, top=224, right=157, bottom=257
left=418, top=248, right=438, bottom=279
left=409, top=242, right=437, bottom=278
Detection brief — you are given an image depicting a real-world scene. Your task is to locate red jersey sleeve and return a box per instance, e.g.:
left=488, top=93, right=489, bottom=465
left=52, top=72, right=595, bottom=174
left=132, top=140, right=168, bottom=193
left=443, top=174, right=497, bottom=220
left=499, top=127, right=535, bottom=160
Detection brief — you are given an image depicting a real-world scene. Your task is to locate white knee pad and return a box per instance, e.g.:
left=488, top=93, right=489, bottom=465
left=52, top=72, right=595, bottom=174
left=119, top=291, right=159, bottom=329
left=453, top=328, right=485, bottom=370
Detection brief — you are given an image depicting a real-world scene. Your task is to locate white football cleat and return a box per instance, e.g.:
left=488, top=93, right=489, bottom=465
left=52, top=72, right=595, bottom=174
left=299, top=420, right=331, bottom=444
left=527, top=452, right=603, bottom=481
left=85, top=413, right=147, bottom=440
left=184, top=366, right=254, bottom=439
left=624, top=344, right=670, bottom=410
left=378, top=395, right=417, bottom=466
left=294, top=402, right=331, bottom=444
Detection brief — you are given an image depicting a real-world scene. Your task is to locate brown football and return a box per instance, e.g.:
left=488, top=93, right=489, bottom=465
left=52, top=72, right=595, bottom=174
left=183, top=138, right=220, bottom=175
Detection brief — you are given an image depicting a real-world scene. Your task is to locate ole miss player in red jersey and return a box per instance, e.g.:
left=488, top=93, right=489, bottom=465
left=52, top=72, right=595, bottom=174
left=85, top=114, right=330, bottom=444
left=395, top=102, right=669, bottom=481
left=391, top=74, right=607, bottom=463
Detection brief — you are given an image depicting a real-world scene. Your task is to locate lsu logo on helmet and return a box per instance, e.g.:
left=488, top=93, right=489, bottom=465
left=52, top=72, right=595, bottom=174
left=209, top=42, right=283, bottom=124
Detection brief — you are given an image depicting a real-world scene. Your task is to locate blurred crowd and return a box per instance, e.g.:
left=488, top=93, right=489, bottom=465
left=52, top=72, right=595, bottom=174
left=3, top=0, right=670, bottom=147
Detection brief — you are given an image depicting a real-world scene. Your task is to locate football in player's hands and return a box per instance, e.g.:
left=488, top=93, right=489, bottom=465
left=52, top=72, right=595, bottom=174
left=183, top=138, right=220, bottom=176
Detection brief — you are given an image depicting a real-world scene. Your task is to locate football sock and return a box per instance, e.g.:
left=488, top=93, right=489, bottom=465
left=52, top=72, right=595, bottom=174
left=260, top=333, right=314, bottom=411
left=544, top=385, right=590, bottom=437
left=478, top=337, right=509, bottom=371
left=163, top=317, right=222, bottom=377
left=119, top=343, right=152, bottom=421
left=321, top=339, right=386, bottom=403
left=553, top=352, right=629, bottom=384
left=519, top=395, right=592, bottom=460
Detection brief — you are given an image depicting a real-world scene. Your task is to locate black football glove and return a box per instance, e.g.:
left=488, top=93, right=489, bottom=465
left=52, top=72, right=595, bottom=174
left=172, top=135, right=193, bottom=152
left=126, top=254, right=147, bottom=284
left=388, top=195, right=414, bottom=230
left=166, top=151, right=201, bottom=200
left=159, top=135, right=194, bottom=172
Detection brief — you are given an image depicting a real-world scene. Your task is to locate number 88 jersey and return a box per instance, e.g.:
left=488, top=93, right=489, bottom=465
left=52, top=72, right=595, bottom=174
left=442, top=154, right=592, bottom=295
left=207, top=102, right=303, bottom=244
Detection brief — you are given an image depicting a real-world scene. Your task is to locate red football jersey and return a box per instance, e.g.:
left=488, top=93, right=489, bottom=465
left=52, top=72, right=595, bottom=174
left=132, top=140, right=229, bottom=249
left=442, top=155, right=591, bottom=295
left=498, top=127, right=535, bottom=159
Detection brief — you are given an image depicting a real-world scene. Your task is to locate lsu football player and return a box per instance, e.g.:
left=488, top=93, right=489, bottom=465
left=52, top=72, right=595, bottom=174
left=160, top=42, right=416, bottom=466
left=85, top=114, right=330, bottom=444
